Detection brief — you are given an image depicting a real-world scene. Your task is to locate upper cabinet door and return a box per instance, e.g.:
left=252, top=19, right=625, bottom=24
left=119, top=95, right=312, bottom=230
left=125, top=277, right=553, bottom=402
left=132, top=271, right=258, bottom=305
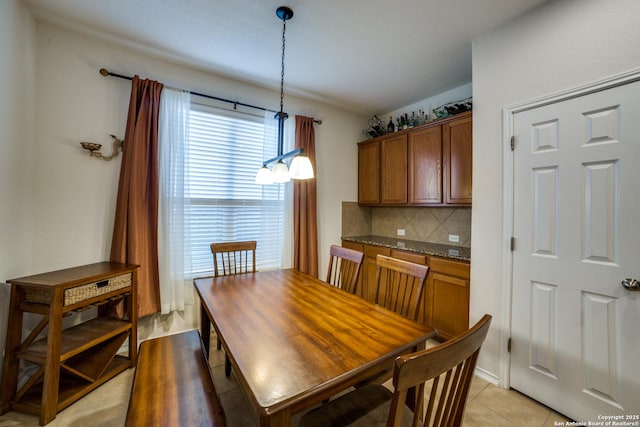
left=443, top=115, right=472, bottom=204
left=357, top=111, right=472, bottom=207
left=358, top=140, right=380, bottom=205
left=380, top=134, right=408, bottom=204
left=408, top=126, right=443, bottom=204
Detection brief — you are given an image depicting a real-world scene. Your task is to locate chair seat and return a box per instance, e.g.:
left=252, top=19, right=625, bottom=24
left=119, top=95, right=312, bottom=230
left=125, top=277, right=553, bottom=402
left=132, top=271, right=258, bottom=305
left=299, top=385, right=419, bottom=427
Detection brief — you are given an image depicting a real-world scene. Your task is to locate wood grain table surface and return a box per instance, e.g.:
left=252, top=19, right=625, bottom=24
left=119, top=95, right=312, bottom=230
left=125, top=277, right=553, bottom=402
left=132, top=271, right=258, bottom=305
left=194, top=268, right=437, bottom=427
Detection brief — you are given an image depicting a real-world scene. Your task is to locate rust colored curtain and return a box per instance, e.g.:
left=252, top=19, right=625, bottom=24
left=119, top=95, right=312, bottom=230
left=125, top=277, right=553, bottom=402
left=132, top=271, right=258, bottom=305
left=293, top=115, right=318, bottom=277
left=110, top=76, right=164, bottom=317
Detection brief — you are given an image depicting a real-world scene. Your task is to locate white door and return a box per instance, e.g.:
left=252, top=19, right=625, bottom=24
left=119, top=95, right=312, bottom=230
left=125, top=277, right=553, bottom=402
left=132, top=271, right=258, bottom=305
left=510, top=79, right=640, bottom=421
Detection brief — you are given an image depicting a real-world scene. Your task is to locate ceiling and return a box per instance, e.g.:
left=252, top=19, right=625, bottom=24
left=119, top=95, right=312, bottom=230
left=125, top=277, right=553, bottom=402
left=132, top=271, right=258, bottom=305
left=23, top=0, right=547, bottom=115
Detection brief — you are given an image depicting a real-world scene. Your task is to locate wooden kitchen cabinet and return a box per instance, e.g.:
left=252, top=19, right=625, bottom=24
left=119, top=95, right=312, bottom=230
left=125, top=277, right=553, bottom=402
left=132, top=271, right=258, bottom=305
left=408, top=125, right=443, bottom=204
left=357, top=140, right=380, bottom=204
left=443, top=114, right=472, bottom=204
left=380, top=134, right=408, bottom=204
left=357, top=111, right=472, bottom=206
left=0, top=262, right=138, bottom=425
left=342, top=241, right=470, bottom=340
left=426, top=256, right=470, bottom=340
left=391, top=249, right=428, bottom=265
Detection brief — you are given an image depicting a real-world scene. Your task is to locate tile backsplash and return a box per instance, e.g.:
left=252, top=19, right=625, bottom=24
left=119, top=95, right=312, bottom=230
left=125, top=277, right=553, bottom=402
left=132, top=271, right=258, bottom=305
left=342, top=201, right=471, bottom=247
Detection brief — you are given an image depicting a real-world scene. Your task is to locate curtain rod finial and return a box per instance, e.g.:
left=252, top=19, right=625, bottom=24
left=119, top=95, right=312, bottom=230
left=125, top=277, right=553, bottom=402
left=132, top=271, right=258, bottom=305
left=99, top=68, right=109, bottom=77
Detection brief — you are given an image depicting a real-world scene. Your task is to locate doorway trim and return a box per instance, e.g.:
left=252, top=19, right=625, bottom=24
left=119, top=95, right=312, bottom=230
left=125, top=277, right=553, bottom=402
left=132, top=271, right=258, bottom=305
left=499, top=68, right=640, bottom=388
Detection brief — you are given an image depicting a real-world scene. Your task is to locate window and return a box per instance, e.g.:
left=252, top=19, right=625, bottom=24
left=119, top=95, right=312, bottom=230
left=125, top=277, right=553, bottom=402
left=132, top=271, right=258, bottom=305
left=186, top=104, right=286, bottom=277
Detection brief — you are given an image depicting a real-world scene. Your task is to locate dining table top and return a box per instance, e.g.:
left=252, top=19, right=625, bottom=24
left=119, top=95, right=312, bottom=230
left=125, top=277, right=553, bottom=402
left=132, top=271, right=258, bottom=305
left=194, top=268, right=437, bottom=426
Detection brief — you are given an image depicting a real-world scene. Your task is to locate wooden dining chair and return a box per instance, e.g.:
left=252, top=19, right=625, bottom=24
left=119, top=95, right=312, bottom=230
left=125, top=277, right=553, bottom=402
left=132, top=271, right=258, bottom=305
left=326, top=245, right=364, bottom=294
left=299, top=314, right=493, bottom=427
left=352, top=255, right=429, bottom=387
left=375, top=254, right=428, bottom=321
left=210, top=240, right=257, bottom=377
left=210, top=240, right=257, bottom=277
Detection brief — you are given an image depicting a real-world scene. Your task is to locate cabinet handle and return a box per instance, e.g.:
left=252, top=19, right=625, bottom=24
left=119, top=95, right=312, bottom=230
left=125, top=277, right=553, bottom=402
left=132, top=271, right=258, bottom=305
left=96, top=280, right=109, bottom=288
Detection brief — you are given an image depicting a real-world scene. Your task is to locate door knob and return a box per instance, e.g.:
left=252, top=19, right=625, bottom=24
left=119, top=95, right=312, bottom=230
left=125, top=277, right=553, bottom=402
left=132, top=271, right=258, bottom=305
left=622, top=278, right=640, bottom=291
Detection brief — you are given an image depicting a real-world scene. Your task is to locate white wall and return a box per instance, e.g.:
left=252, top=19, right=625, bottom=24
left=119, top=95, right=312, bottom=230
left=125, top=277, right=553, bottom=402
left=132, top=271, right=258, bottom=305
left=472, top=0, right=640, bottom=382
left=0, top=0, right=37, bottom=281
left=381, top=83, right=472, bottom=123
left=0, top=0, right=37, bottom=369
left=21, top=22, right=364, bottom=339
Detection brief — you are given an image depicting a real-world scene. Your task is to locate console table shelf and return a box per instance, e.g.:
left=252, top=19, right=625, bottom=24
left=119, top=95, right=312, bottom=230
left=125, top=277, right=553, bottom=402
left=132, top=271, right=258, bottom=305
left=0, top=262, right=139, bottom=425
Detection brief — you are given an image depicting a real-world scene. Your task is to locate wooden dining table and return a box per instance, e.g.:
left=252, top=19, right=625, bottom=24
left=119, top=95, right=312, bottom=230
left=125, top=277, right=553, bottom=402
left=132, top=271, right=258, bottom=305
left=194, top=268, right=437, bottom=427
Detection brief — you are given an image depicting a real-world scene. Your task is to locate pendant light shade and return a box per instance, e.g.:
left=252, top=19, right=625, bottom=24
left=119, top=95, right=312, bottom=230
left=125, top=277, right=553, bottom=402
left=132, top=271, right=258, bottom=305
left=255, top=165, right=274, bottom=184
left=271, top=160, right=291, bottom=183
left=255, top=6, right=315, bottom=185
left=289, top=155, right=314, bottom=180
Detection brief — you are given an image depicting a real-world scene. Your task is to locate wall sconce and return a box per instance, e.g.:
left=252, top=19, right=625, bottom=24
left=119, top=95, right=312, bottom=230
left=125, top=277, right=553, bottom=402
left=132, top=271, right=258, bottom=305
left=80, top=134, right=124, bottom=160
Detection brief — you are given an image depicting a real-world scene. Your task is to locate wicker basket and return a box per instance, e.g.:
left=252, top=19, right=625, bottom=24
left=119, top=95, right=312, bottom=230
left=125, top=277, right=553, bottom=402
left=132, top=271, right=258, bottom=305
left=24, top=273, right=132, bottom=306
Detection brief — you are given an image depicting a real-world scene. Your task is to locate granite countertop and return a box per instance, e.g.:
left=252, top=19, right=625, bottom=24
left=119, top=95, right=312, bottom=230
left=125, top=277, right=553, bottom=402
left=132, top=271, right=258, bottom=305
left=342, top=235, right=471, bottom=262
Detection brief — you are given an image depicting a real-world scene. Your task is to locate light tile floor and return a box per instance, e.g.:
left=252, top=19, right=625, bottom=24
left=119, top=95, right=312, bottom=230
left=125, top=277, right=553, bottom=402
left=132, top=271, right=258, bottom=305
left=0, top=337, right=571, bottom=427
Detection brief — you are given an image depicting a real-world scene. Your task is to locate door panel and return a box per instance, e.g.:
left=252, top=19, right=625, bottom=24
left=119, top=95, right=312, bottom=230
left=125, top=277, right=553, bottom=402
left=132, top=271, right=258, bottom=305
left=430, top=273, right=469, bottom=339
left=408, top=126, right=442, bottom=204
left=380, top=135, right=407, bottom=204
left=510, top=79, right=640, bottom=420
left=444, top=115, right=472, bottom=204
left=358, top=141, right=380, bottom=204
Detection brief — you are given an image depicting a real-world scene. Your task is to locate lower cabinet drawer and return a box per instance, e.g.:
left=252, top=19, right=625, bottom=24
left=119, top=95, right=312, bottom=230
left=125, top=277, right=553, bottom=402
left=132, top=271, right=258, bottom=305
left=391, top=249, right=427, bottom=265
left=429, top=256, right=470, bottom=278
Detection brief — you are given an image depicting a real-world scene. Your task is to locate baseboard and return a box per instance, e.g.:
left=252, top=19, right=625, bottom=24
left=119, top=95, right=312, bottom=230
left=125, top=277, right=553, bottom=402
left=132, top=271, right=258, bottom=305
left=474, top=366, right=500, bottom=386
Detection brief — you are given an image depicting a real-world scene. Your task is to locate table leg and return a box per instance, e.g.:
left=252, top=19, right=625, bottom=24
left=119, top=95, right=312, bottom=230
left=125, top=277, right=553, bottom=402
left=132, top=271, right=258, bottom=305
left=260, top=409, right=290, bottom=427
left=39, top=289, right=64, bottom=426
left=405, top=341, right=428, bottom=413
left=200, top=304, right=211, bottom=356
left=129, top=269, right=138, bottom=366
left=0, top=285, right=23, bottom=414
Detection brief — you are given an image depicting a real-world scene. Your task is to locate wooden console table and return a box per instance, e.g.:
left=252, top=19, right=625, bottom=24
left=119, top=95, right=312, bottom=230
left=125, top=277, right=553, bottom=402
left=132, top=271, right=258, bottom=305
left=0, top=262, right=138, bottom=425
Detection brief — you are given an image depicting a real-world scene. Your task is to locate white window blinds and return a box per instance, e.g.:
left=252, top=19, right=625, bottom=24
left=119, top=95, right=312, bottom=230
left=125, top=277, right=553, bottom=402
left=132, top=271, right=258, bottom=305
left=187, top=104, right=285, bottom=276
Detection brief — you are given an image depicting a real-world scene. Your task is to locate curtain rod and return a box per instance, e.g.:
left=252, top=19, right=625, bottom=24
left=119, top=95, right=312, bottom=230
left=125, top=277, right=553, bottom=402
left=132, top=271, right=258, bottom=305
left=99, top=68, right=322, bottom=125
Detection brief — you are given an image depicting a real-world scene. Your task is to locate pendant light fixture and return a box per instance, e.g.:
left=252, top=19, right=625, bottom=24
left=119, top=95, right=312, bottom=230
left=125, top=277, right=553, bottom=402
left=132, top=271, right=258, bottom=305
left=255, top=6, right=314, bottom=185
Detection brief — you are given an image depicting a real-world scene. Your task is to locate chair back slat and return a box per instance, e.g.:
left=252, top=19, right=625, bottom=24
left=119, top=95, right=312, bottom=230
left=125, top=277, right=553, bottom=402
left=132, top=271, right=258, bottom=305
left=375, top=255, right=428, bottom=321
left=326, top=245, right=364, bottom=294
left=210, top=241, right=257, bottom=277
